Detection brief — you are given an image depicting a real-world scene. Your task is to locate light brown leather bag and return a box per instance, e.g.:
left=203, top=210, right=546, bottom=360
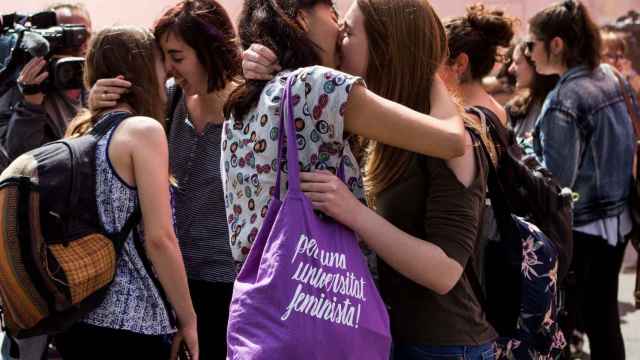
left=616, top=72, right=640, bottom=309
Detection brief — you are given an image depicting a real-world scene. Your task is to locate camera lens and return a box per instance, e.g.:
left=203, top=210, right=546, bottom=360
left=52, top=58, right=84, bottom=90
left=58, top=63, right=74, bottom=83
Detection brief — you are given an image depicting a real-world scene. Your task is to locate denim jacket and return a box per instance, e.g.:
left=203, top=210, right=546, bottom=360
left=533, top=64, right=638, bottom=226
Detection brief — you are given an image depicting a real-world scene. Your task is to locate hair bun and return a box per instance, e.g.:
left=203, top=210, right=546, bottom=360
left=465, top=3, right=515, bottom=48
left=563, top=0, right=577, bottom=13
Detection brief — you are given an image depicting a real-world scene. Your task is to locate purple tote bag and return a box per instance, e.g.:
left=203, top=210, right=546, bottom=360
left=226, top=74, right=391, bottom=360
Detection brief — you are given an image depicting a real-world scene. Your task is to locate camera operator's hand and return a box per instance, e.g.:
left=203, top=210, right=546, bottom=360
left=17, top=57, right=48, bottom=105
left=89, top=76, right=131, bottom=110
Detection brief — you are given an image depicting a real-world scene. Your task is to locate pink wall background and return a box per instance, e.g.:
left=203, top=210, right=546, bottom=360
left=1, top=0, right=638, bottom=32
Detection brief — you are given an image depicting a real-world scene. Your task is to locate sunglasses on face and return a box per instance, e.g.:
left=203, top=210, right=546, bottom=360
left=603, top=52, right=625, bottom=62
left=525, top=40, right=536, bottom=54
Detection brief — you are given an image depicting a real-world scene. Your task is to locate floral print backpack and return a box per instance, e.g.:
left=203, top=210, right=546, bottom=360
left=466, top=108, right=568, bottom=359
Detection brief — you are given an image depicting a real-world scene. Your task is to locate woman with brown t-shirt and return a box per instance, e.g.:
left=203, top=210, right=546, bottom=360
left=244, top=1, right=499, bottom=358
left=297, top=1, right=497, bottom=359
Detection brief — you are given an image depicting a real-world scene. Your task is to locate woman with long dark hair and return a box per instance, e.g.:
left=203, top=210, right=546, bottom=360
left=528, top=1, right=638, bottom=358
left=505, top=41, right=559, bottom=155
left=223, top=0, right=467, bottom=264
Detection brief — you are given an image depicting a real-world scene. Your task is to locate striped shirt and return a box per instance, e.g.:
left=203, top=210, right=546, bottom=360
left=168, top=86, right=236, bottom=283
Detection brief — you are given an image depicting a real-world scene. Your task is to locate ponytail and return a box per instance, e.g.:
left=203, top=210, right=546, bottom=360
left=529, top=0, right=601, bottom=70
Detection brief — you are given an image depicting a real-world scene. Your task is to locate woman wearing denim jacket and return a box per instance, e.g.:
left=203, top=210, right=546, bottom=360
left=528, top=1, right=639, bottom=359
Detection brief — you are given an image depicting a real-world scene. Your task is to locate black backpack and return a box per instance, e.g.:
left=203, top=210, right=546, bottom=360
left=468, top=106, right=573, bottom=280
left=0, top=111, right=144, bottom=338
left=466, top=107, right=573, bottom=357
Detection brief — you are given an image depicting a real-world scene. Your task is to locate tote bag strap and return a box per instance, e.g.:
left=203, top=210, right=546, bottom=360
left=274, top=74, right=302, bottom=199
left=274, top=73, right=348, bottom=200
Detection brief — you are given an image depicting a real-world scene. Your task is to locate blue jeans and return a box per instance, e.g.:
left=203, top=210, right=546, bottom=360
left=392, top=342, right=496, bottom=360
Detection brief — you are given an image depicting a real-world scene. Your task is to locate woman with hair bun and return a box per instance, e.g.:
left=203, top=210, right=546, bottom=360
left=439, top=2, right=517, bottom=286
left=440, top=6, right=569, bottom=359
left=440, top=3, right=516, bottom=126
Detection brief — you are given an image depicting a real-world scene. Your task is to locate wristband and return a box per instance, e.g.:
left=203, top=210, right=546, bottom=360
left=17, top=82, right=43, bottom=96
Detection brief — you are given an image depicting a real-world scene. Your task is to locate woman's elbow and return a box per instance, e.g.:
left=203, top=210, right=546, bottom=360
left=144, top=230, right=178, bottom=254
left=432, top=278, right=458, bottom=296
left=443, top=121, right=466, bottom=159
left=431, top=263, right=464, bottom=295
left=413, top=270, right=459, bottom=295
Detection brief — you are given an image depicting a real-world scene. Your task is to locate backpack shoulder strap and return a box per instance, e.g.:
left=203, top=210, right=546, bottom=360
left=464, top=108, right=513, bottom=215
left=116, top=205, right=141, bottom=244
left=614, top=72, right=640, bottom=171
left=472, top=106, right=525, bottom=159
left=125, top=205, right=176, bottom=327
left=90, top=111, right=133, bottom=138
left=466, top=258, right=489, bottom=313
left=614, top=71, right=640, bottom=137
left=64, top=111, right=132, bottom=230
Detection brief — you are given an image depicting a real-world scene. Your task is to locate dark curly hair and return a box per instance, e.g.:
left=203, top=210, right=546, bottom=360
left=445, top=3, right=517, bottom=82
left=224, top=0, right=333, bottom=121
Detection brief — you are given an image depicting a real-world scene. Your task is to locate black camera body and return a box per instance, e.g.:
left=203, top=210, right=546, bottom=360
left=0, top=11, right=88, bottom=95
left=46, top=56, right=84, bottom=91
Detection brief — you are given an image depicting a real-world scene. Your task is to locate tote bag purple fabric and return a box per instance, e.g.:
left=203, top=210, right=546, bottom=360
left=227, top=74, right=391, bottom=360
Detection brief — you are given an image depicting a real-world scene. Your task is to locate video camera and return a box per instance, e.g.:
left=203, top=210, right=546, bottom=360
left=0, top=10, right=89, bottom=95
